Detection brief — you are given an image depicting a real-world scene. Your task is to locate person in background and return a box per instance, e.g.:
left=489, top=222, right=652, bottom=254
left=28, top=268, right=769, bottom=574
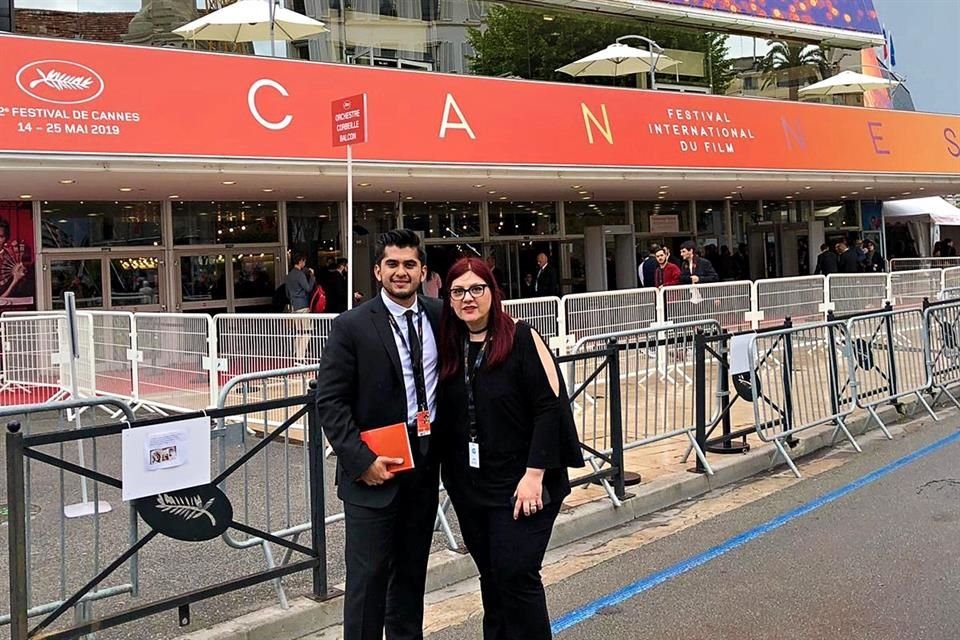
left=423, top=264, right=443, bottom=299
left=717, top=245, right=733, bottom=281
left=521, top=273, right=536, bottom=299
left=653, top=247, right=681, bottom=287
left=664, top=245, right=683, bottom=268
left=854, top=238, right=868, bottom=271
left=533, top=252, right=559, bottom=297
left=943, top=239, right=957, bottom=257
left=933, top=240, right=943, bottom=257
left=438, top=257, right=583, bottom=640
left=814, top=243, right=839, bottom=276
left=486, top=255, right=505, bottom=292
left=286, top=253, right=315, bottom=363
left=678, top=240, right=718, bottom=285
left=314, top=229, right=441, bottom=640
left=325, top=258, right=349, bottom=313
left=864, top=240, right=886, bottom=273
left=639, top=243, right=660, bottom=288
left=733, top=243, right=750, bottom=280
left=836, top=239, right=860, bottom=274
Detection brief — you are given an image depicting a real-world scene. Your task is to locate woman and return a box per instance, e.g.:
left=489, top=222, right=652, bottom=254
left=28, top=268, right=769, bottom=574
left=438, top=257, right=583, bottom=640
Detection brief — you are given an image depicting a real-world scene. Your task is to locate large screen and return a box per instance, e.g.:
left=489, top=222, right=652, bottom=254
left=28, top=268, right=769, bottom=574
left=650, top=0, right=882, bottom=35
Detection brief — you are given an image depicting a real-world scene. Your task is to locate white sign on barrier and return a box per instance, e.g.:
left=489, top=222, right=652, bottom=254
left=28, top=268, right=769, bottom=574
left=121, top=416, right=211, bottom=501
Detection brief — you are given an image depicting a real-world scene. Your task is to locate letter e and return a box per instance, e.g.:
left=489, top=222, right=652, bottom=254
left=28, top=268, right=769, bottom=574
left=867, top=121, right=890, bottom=155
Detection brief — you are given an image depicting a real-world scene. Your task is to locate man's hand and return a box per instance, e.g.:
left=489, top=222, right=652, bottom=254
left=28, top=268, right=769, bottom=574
left=359, top=456, right=404, bottom=486
left=691, top=275, right=700, bottom=284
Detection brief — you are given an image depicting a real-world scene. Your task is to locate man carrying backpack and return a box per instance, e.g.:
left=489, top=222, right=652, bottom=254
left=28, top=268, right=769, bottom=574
left=287, top=253, right=316, bottom=364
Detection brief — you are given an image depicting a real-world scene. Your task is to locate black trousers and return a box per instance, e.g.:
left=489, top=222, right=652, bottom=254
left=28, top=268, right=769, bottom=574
left=452, top=499, right=562, bottom=640
left=342, top=479, right=439, bottom=640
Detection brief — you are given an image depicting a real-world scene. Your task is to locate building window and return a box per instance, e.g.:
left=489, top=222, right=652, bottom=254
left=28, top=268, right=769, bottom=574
left=41, top=201, right=162, bottom=249
left=695, top=201, right=727, bottom=240
left=233, top=252, right=277, bottom=299
left=110, top=256, right=161, bottom=307
left=287, top=201, right=341, bottom=269
left=814, top=201, right=859, bottom=229
left=355, top=202, right=397, bottom=238
left=488, top=201, right=558, bottom=237
left=564, top=201, right=627, bottom=236
left=180, top=254, right=227, bottom=304
left=172, top=201, right=279, bottom=245
left=404, top=201, right=481, bottom=239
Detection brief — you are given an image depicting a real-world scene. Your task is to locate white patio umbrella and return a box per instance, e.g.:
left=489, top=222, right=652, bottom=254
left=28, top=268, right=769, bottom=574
left=173, top=0, right=327, bottom=57
left=798, top=69, right=899, bottom=96
left=556, top=42, right=680, bottom=78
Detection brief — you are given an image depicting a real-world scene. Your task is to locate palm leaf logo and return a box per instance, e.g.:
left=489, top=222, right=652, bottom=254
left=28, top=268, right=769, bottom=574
left=29, top=69, right=94, bottom=92
left=155, top=494, right=217, bottom=527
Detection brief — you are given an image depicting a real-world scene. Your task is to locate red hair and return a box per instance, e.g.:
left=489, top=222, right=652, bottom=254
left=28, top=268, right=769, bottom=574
left=439, top=257, right=516, bottom=381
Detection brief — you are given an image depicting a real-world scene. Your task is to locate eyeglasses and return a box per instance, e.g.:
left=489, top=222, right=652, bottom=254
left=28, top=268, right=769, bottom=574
left=449, top=284, right=490, bottom=301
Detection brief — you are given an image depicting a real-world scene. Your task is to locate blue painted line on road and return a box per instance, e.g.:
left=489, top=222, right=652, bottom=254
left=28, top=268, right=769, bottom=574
left=552, top=429, right=960, bottom=635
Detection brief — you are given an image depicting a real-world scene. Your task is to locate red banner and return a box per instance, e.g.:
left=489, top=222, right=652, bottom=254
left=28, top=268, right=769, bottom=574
left=0, top=34, right=958, bottom=175
left=0, top=201, right=36, bottom=311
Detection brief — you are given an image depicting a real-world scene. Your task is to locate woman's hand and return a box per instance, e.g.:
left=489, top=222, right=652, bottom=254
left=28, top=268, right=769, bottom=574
left=513, top=468, right=545, bottom=520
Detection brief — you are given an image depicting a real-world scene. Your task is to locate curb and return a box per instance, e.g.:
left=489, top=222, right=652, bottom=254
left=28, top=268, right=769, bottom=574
left=176, top=404, right=923, bottom=640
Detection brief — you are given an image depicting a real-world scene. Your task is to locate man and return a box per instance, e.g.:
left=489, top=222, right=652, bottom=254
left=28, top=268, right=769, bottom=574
left=286, top=253, right=315, bottom=362
left=864, top=240, right=886, bottom=273
left=325, top=258, right=349, bottom=313
left=652, top=246, right=681, bottom=287
left=314, top=229, right=441, bottom=640
left=664, top=245, right=683, bottom=268
left=678, top=240, right=718, bottom=285
left=486, top=255, right=504, bottom=292
left=836, top=240, right=860, bottom=274
left=944, top=238, right=958, bottom=257
left=534, top=252, right=559, bottom=297
left=638, top=243, right=660, bottom=288
left=814, top=243, right=839, bottom=276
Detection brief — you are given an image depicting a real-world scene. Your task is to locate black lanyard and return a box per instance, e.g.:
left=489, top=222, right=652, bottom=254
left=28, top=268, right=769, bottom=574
left=387, top=310, right=427, bottom=411
left=463, top=337, right=488, bottom=443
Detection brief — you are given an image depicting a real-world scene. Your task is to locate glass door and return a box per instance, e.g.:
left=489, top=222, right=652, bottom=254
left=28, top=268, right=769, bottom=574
left=486, top=241, right=560, bottom=300
left=175, top=248, right=280, bottom=313
left=107, top=252, right=165, bottom=311
left=43, top=251, right=166, bottom=311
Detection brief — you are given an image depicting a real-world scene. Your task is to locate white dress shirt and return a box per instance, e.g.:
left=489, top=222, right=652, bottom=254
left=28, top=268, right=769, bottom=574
left=380, top=289, right=439, bottom=425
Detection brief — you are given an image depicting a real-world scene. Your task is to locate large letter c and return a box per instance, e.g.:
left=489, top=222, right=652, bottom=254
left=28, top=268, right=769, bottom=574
left=247, top=79, right=293, bottom=131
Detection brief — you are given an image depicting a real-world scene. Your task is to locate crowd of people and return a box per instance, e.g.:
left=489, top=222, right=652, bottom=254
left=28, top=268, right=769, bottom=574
left=813, top=238, right=886, bottom=275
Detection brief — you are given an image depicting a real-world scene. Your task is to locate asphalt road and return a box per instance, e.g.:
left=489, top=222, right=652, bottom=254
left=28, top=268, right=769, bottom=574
left=430, top=418, right=960, bottom=640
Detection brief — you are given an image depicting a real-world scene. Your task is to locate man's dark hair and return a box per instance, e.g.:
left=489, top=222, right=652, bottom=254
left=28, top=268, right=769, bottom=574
left=291, top=252, right=307, bottom=266
left=648, top=243, right=661, bottom=255
left=335, top=258, right=348, bottom=268
left=375, top=229, right=425, bottom=264
left=680, top=240, right=697, bottom=252
left=820, top=243, right=829, bottom=251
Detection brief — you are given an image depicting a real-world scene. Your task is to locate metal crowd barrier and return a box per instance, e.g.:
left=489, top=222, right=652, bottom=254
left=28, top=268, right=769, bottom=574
left=662, top=280, right=753, bottom=333
left=826, top=273, right=889, bottom=315
left=570, top=320, right=721, bottom=478
left=889, top=269, right=943, bottom=309
left=890, top=257, right=960, bottom=271
left=748, top=321, right=858, bottom=477
left=502, top=296, right=564, bottom=347
left=5, top=392, right=333, bottom=640
left=753, top=275, right=827, bottom=328
left=923, top=300, right=960, bottom=411
left=845, top=307, right=937, bottom=436
left=563, top=288, right=658, bottom=345
left=1, top=397, right=138, bottom=633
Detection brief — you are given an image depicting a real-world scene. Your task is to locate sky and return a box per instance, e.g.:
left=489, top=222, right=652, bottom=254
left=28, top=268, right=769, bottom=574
left=14, top=0, right=960, bottom=114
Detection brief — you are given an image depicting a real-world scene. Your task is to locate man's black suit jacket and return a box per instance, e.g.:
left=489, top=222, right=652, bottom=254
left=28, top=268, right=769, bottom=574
left=314, top=293, right=443, bottom=509
left=536, top=264, right=560, bottom=297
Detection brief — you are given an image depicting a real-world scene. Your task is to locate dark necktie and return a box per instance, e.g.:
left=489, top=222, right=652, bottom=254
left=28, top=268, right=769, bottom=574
left=405, top=310, right=429, bottom=456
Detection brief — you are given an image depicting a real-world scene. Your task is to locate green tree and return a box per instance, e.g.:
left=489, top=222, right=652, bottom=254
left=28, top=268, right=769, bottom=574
left=467, top=5, right=734, bottom=94
left=758, top=40, right=832, bottom=100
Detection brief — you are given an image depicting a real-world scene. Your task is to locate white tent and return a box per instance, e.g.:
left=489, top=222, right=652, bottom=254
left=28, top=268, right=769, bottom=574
left=883, top=197, right=960, bottom=257
left=883, top=197, right=960, bottom=225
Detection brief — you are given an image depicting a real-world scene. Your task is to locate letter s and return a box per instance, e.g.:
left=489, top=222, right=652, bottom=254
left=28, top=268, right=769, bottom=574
left=247, top=79, right=293, bottom=131
left=946, top=128, right=960, bottom=158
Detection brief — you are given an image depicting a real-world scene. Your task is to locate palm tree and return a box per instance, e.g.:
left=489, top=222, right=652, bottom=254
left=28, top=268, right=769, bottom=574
left=758, top=40, right=831, bottom=100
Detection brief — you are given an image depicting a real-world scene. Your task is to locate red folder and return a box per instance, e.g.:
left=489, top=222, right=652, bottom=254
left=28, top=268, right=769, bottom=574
left=360, top=422, right=415, bottom=473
